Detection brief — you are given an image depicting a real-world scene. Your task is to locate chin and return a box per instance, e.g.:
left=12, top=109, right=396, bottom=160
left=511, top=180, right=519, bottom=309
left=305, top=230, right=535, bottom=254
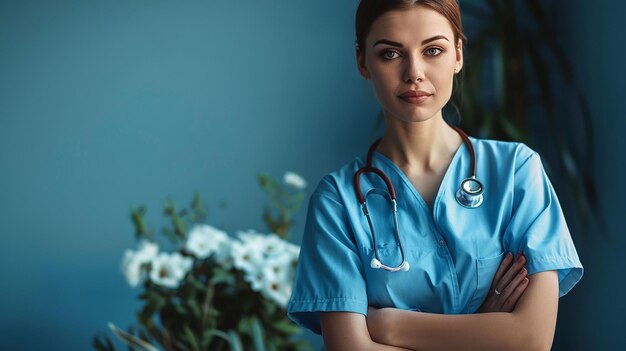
left=382, top=98, right=445, bottom=123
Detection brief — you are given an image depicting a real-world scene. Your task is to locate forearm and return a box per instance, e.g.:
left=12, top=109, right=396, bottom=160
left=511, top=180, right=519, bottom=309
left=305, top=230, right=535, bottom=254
left=381, top=309, right=528, bottom=351
left=320, top=311, right=415, bottom=351
left=371, top=342, right=414, bottom=351
left=324, top=338, right=412, bottom=351
left=370, top=271, right=558, bottom=351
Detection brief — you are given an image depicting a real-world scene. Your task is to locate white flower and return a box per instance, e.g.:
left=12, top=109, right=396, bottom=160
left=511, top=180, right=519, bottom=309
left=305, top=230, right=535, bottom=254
left=263, top=281, right=291, bottom=308
left=260, top=233, right=287, bottom=258
left=264, top=252, right=292, bottom=280
left=242, top=253, right=284, bottom=296
left=230, top=230, right=301, bottom=308
left=231, top=230, right=265, bottom=275
left=149, top=252, right=193, bottom=289
left=215, top=248, right=234, bottom=270
left=185, top=224, right=230, bottom=260
left=236, top=229, right=265, bottom=244
left=244, top=268, right=266, bottom=292
left=283, top=172, right=307, bottom=189
left=261, top=265, right=292, bottom=308
left=121, top=240, right=159, bottom=288
left=261, top=246, right=299, bottom=308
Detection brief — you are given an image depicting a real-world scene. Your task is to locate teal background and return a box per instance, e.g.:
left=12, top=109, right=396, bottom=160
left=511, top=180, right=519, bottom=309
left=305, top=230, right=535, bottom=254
left=0, top=0, right=623, bottom=350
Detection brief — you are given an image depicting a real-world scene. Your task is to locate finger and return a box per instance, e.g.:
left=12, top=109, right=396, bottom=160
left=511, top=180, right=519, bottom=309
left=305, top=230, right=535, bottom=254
left=496, top=253, right=527, bottom=292
left=501, top=277, right=529, bottom=312
left=498, top=266, right=527, bottom=307
left=490, top=252, right=514, bottom=290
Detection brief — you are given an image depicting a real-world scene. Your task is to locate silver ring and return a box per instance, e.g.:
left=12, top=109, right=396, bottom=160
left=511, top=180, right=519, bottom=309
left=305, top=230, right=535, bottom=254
left=494, top=287, right=502, bottom=296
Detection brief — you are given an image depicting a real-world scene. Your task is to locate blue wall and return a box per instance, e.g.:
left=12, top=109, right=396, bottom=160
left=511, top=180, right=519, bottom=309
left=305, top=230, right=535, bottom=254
left=0, top=1, right=376, bottom=349
left=0, top=0, right=623, bottom=350
left=555, top=0, right=626, bottom=349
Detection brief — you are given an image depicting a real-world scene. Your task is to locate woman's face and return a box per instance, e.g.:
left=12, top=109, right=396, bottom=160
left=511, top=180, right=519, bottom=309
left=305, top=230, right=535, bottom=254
left=357, top=6, right=463, bottom=124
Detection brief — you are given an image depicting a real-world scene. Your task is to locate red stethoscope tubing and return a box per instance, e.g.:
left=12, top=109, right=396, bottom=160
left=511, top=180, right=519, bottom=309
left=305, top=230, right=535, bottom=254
left=352, top=126, right=483, bottom=272
left=353, top=126, right=477, bottom=205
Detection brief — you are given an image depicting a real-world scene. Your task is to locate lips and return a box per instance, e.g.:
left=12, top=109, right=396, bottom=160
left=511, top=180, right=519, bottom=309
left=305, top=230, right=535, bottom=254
left=398, top=90, right=432, bottom=104
left=398, top=90, right=433, bottom=104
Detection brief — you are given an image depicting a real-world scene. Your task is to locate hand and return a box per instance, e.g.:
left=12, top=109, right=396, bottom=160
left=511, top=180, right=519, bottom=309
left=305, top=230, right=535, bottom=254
left=477, top=252, right=529, bottom=313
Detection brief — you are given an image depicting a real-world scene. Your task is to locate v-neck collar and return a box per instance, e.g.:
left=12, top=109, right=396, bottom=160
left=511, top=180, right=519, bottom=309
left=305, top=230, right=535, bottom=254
left=371, top=139, right=467, bottom=215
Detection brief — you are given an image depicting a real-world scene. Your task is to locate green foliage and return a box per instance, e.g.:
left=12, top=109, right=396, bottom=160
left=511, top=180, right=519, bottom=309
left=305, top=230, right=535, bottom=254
left=257, top=173, right=307, bottom=239
left=455, top=0, right=604, bottom=236
left=93, top=173, right=312, bottom=350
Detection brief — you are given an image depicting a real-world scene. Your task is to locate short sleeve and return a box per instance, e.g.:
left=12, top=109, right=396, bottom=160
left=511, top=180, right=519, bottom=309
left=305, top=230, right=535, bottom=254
left=503, top=151, right=583, bottom=297
left=287, top=176, right=368, bottom=335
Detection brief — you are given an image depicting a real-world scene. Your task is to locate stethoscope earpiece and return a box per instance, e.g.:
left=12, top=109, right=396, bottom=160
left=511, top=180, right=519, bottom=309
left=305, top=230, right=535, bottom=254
left=370, top=257, right=410, bottom=272
left=355, top=126, right=483, bottom=273
left=370, top=258, right=382, bottom=269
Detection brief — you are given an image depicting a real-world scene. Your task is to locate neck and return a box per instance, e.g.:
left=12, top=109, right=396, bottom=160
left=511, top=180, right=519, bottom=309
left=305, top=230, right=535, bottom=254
left=376, top=112, right=462, bottom=174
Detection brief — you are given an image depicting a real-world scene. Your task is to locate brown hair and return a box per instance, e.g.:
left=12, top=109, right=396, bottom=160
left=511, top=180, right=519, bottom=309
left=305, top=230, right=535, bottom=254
left=355, top=0, right=467, bottom=53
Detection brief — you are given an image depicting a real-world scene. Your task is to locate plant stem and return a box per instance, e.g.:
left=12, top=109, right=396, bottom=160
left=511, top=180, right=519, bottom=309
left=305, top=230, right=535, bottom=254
left=202, top=279, right=216, bottom=331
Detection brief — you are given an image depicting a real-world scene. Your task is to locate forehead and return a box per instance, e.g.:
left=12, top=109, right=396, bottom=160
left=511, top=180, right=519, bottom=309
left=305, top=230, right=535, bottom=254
left=366, top=6, right=455, bottom=44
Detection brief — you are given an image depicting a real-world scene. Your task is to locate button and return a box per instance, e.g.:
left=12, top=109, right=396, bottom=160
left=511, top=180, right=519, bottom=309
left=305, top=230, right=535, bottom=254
left=438, top=238, right=446, bottom=246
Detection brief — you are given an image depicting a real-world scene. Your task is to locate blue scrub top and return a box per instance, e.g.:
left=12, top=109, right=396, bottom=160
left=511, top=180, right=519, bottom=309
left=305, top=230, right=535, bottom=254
left=287, top=137, right=583, bottom=335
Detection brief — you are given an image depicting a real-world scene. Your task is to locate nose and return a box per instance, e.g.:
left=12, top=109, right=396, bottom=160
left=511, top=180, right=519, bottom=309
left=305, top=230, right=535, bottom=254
left=404, top=55, right=425, bottom=84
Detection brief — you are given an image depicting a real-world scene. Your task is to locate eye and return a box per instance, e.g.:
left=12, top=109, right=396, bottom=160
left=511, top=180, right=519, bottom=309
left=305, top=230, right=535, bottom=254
left=381, top=50, right=400, bottom=60
left=425, top=47, right=443, bottom=56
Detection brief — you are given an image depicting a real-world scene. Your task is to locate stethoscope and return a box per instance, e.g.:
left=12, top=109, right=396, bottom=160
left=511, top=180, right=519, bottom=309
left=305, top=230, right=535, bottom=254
left=353, top=125, right=484, bottom=272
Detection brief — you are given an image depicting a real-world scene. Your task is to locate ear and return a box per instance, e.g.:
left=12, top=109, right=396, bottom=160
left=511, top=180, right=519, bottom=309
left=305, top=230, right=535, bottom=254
left=356, top=46, right=370, bottom=80
left=454, top=38, right=464, bottom=74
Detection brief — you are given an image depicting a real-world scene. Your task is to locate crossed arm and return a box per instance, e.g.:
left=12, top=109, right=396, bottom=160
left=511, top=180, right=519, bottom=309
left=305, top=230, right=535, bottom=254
left=320, top=270, right=559, bottom=351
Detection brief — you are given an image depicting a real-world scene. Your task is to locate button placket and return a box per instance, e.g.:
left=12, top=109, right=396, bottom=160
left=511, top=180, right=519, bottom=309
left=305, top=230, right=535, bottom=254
left=432, top=213, right=461, bottom=312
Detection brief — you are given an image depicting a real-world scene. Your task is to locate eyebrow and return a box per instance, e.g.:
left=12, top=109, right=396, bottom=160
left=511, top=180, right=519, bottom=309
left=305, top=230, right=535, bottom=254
left=372, top=35, right=450, bottom=48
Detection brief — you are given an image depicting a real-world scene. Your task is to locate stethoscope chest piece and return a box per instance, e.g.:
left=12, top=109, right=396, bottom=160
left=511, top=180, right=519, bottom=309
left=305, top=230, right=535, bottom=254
left=456, top=176, right=484, bottom=208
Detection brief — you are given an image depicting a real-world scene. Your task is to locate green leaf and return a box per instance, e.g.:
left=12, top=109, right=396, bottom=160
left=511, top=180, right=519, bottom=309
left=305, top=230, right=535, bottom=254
left=210, top=267, right=235, bottom=285
left=107, top=322, right=159, bottom=351
left=130, top=205, right=151, bottom=240
left=271, top=319, right=301, bottom=335
left=190, top=192, right=208, bottom=222
left=147, top=290, right=167, bottom=307
left=186, top=298, right=202, bottom=319
left=227, top=330, right=243, bottom=351
left=173, top=341, right=191, bottom=351
left=199, top=329, right=245, bottom=351
left=190, top=278, right=207, bottom=292
left=250, top=317, right=267, bottom=351
left=263, top=300, right=277, bottom=316
left=92, top=333, right=117, bottom=351
left=258, top=173, right=280, bottom=197
left=257, top=173, right=271, bottom=190
left=172, top=215, right=186, bottom=238
left=235, top=316, right=251, bottom=334
left=183, top=325, right=201, bottom=351
left=184, top=274, right=206, bottom=292
left=163, top=196, right=176, bottom=215
left=202, top=329, right=232, bottom=349
left=137, top=290, right=166, bottom=326
left=292, top=339, right=315, bottom=351
left=173, top=302, right=187, bottom=315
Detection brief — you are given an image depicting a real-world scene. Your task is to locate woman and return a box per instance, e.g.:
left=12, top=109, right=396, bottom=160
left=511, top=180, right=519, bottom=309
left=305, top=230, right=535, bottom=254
left=288, top=1, right=583, bottom=350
